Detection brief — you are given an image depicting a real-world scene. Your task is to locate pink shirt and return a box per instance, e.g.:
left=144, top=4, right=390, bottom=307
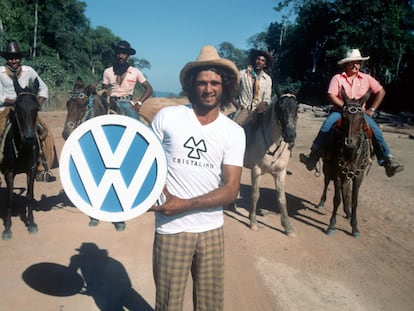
left=328, top=71, right=383, bottom=100
left=103, top=66, right=147, bottom=97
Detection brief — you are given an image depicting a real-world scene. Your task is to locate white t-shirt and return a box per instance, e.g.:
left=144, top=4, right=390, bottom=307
left=151, top=104, right=246, bottom=234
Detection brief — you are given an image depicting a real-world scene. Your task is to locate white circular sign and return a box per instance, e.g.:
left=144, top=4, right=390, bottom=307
left=60, top=114, right=166, bottom=222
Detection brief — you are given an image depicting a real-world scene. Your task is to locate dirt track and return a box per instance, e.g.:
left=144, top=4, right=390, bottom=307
left=0, top=98, right=413, bottom=311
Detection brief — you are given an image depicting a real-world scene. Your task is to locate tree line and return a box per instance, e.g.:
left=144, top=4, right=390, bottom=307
left=1, top=0, right=413, bottom=112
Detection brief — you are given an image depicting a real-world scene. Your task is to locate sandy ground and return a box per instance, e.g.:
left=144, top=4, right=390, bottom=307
left=0, top=98, right=413, bottom=311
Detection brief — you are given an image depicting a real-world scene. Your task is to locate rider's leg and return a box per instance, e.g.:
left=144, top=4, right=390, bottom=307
left=364, top=115, right=403, bottom=177
left=300, top=112, right=341, bottom=171
left=117, top=100, right=141, bottom=121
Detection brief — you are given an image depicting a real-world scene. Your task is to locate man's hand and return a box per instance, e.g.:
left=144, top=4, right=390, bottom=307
left=257, top=101, right=269, bottom=113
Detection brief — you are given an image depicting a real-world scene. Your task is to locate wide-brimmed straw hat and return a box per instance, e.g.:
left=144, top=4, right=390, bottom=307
left=249, top=49, right=274, bottom=69
left=180, top=45, right=239, bottom=88
left=337, top=48, right=369, bottom=65
left=0, top=41, right=27, bottom=59
left=111, top=40, right=136, bottom=55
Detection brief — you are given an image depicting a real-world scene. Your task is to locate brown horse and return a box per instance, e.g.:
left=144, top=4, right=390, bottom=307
left=0, top=76, right=40, bottom=240
left=242, top=93, right=299, bottom=237
left=62, top=77, right=108, bottom=140
left=322, top=87, right=372, bottom=238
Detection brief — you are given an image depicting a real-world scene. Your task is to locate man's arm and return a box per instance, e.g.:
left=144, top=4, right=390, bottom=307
left=152, top=164, right=242, bottom=216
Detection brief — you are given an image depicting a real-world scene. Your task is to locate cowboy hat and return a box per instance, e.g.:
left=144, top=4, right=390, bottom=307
left=337, top=48, right=369, bottom=65
left=180, top=45, right=239, bottom=88
left=111, top=40, right=136, bottom=55
left=249, top=49, right=274, bottom=69
left=0, top=41, right=27, bottom=59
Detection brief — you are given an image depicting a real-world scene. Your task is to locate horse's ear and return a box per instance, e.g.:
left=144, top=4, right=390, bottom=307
left=360, top=90, right=371, bottom=105
left=340, top=86, right=349, bottom=103
left=12, top=74, right=23, bottom=94
left=74, top=77, right=84, bottom=89
left=32, top=78, right=40, bottom=95
left=87, top=81, right=99, bottom=95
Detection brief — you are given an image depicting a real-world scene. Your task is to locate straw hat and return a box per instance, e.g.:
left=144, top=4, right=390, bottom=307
left=0, top=41, right=27, bottom=59
left=180, top=45, right=239, bottom=88
left=337, top=48, right=369, bottom=65
left=111, top=40, right=136, bottom=55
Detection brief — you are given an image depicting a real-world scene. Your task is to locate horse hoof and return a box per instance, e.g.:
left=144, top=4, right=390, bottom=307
left=28, top=225, right=38, bottom=234
left=88, top=219, right=99, bottom=227
left=326, top=228, right=335, bottom=236
left=352, top=231, right=360, bottom=238
left=286, top=231, right=297, bottom=238
left=2, top=232, right=12, bottom=240
left=114, top=222, right=126, bottom=231
left=250, top=223, right=259, bottom=231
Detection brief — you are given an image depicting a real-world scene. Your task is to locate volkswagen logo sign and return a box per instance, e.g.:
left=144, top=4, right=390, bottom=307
left=59, top=114, right=167, bottom=222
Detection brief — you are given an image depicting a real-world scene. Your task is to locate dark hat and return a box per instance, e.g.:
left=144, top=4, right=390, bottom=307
left=249, top=49, right=274, bottom=69
left=180, top=45, right=239, bottom=89
left=0, top=41, right=27, bottom=59
left=75, top=242, right=106, bottom=254
left=111, top=40, right=136, bottom=55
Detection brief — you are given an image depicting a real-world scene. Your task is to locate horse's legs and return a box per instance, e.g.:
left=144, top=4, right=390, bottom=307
left=25, top=172, right=38, bottom=234
left=350, top=179, right=362, bottom=238
left=249, top=168, right=261, bottom=230
left=274, top=172, right=295, bottom=237
left=2, top=173, right=14, bottom=240
left=317, top=174, right=330, bottom=211
left=327, top=178, right=342, bottom=235
left=341, top=181, right=352, bottom=219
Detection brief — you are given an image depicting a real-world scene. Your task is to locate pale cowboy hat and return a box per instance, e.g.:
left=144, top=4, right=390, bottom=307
left=0, top=41, right=28, bottom=59
left=337, top=48, right=370, bottom=65
left=180, top=45, right=239, bottom=88
left=111, top=40, right=136, bottom=55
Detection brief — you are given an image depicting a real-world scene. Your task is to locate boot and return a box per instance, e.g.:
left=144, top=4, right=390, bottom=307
left=383, top=156, right=404, bottom=177
left=299, top=149, right=322, bottom=171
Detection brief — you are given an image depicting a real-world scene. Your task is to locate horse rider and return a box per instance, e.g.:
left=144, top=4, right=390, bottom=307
left=102, top=40, right=153, bottom=120
left=0, top=41, right=57, bottom=182
left=299, top=48, right=403, bottom=177
left=233, top=49, right=274, bottom=126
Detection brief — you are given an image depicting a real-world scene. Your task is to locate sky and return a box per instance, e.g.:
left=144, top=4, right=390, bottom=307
left=83, top=0, right=283, bottom=95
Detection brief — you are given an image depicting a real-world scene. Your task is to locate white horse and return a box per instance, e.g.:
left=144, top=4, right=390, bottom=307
left=242, top=93, right=299, bottom=237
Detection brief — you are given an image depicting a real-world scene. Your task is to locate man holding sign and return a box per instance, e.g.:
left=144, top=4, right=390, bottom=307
left=151, top=46, right=246, bottom=311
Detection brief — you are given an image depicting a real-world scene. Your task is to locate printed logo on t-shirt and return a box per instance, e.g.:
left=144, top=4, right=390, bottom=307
left=183, top=137, right=207, bottom=159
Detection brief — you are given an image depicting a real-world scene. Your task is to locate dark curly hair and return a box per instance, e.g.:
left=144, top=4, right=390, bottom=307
left=182, top=65, right=239, bottom=110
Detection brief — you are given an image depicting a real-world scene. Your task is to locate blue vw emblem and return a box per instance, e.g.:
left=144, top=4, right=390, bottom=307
left=60, top=115, right=167, bottom=222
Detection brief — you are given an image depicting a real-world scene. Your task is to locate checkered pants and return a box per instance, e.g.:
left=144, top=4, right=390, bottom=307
left=153, top=227, right=224, bottom=311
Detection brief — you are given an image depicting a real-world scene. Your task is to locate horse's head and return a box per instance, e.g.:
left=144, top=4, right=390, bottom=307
left=274, top=93, right=299, bottom=148
left=13, top=75, right=40, bottom=144
left=62, top=77, right=100, bottom=140
left=340, top=87, right=370, bottom=156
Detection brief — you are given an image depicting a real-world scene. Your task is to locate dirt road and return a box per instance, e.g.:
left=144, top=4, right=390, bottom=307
left=0, top=99, right=413, bottom=311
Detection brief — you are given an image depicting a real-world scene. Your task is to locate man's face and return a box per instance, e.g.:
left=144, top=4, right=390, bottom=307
left=116, top=51, right=129, bottom=64
left=6, top=56, right=21, bottom=70
left=345, top=61, right=361, bottom=74
left=194, top=70, right=223, bottom=110
left=254, top=56, right=267, bottom=71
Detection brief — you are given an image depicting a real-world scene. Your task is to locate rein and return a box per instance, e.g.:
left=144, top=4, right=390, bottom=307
left=64, top=93, right=95, bottom=129
left=337, top=105, right=371, bottom=180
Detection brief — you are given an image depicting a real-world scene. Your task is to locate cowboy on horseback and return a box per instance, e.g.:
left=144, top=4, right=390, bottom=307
left=300, top=48, right=403, bottom=177
left=102, top=40, right=153, bottom=120
left=233, top=49, right=274, bottom=126
left=0, top=41, right=57, bottom=182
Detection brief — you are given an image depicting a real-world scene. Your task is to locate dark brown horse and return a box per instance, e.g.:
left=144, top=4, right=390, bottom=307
left=321, top=87, right=372, bottom=238
left=0, top=76, right=40, bottom=240
left=62, top=77, right=108, bottom=140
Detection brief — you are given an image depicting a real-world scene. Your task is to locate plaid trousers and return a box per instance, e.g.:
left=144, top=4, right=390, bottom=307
left=153, top=226, right=224, bottom=311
